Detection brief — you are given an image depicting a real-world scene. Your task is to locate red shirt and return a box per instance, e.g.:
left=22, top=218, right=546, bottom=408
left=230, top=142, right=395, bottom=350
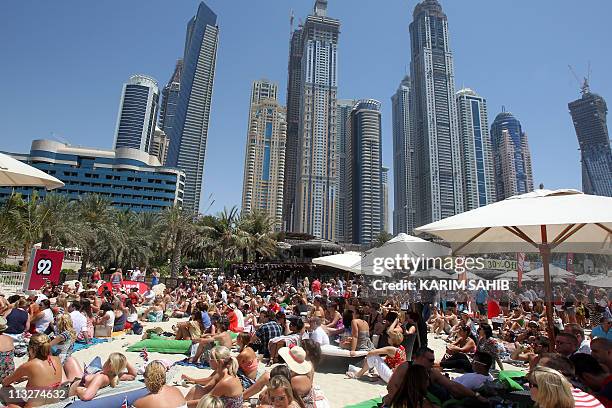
left=572, top=388, right=605, bottom=408
left=227, top=310, right=238, bottom=332
left=128, top=292, right=140, bottom=305
left=270, top=303, right=281, bottom=313
left=312, top=280, right=321, bottom=294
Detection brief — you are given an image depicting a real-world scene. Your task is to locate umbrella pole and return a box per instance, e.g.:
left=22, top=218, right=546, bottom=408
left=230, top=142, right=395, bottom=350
left=540, top=226, right=556, bottom=349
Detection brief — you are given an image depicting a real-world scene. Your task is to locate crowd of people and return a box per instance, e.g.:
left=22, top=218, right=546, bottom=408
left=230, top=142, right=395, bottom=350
left=0, top=269, right=610, bottom=407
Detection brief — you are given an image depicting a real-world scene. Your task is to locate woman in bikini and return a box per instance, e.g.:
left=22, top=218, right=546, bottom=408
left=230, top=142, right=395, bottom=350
left=68, top=352, right=137, bottom=401
left=133, top=361, right=187, bottom=408
left=1, top=334, right=63, bottom=408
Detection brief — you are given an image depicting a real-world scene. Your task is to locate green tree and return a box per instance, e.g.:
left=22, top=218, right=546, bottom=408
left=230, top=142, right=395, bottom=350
left=202, top=206, right=240, bottom=272
left=75, top=194, right=116, bottom=273
left=5, top=192, right=48, bottom=271
left=38, top=193, right=77, bottom=249
left=237, top=210, right=277, bottom=262
left=374, top=231, right=393, bottom=248
left=160, top=205, right=195, bottom=277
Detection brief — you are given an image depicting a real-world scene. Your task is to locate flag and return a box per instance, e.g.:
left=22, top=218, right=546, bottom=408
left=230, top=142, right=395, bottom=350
left=121, top=396, right=128, bottom=408
left=517, top=253, right=525, bottom=288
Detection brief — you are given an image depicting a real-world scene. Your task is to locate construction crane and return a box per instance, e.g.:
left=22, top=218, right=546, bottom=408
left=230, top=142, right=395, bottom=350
left=568, top=64, right=591, bottom=96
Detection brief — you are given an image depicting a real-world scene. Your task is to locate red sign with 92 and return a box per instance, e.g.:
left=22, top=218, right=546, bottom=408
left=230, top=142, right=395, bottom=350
left=23, top=249, right=64, bottom=291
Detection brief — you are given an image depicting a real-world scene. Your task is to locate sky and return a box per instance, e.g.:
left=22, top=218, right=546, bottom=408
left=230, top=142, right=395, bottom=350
left=1, top=0, right=611, bottom=219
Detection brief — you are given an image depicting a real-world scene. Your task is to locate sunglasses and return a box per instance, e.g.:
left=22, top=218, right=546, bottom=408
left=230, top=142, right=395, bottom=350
left=270, top=395, right=287, bottom=402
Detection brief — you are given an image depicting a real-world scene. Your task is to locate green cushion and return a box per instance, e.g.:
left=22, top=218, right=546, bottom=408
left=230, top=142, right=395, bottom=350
left=126, top=337, right=192, bottom=354
left=343, top=396, right=383, bottom=408
left=498, top=370, right=526, bottom=391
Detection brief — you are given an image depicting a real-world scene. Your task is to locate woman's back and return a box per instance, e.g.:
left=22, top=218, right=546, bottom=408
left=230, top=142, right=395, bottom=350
left=134, top=385, right=186, bottom=408
left=24, top=355, right=63, bottom=388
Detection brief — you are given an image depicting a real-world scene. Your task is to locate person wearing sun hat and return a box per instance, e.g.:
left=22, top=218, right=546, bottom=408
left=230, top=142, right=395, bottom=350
left=0, top=316, right=16, bottom=383
left=278, top=346, right=312, bottom=375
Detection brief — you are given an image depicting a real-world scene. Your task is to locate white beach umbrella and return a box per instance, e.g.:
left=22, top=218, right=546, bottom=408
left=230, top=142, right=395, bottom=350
left=411, top=268, right=454, bottom=280
left=586, top=276, right=612, bottom=288
left=533, top=276, right=567, bottom=284
left=446, top=271, right=484, bottom=281
left=351, top=233, right=451, bottom=278
left=312, top=251, right=363, bottom=273
left=416, top=189, right=612, bottom=340
left=0, top=152, right=64, bottom=189
left=494, top=270, right=534, bottom=282
left=575, top=274, right=603, bottom=282
left=526, top=265, right=574, bottom=278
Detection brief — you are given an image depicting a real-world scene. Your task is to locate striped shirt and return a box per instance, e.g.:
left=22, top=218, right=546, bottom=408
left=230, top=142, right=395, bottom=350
left=572, top=388, right=605, bottom=408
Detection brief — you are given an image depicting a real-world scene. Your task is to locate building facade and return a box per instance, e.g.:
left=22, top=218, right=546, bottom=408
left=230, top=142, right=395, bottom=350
left=456, top=88, right=496, bottom=210
left=381, top=166, right=389, bottom=234
left=159, top=59, right=183, bottom=135
left=490, top=110, right=534, bottom=200
left=391, top=76, right=416, bottom=235
left=241, top=80, right=287, bottom=231
left=166, top=2, right=219, bottom=212
left=282, top=26, right=304, bottom=232
left=150, top=127, right=170, bottom=166
left=0, top=140, right=184, bottom=212
left=568, top=85, right=612, bottom=197
left=346, top=100, right=383, bottom=245
left=293, top=0, right=340, bottom=240
left=336, top=99, right=356, bottom=243
left=409, top=0, right=464, bottom=227
left=113, top=75, right=159, bottom=153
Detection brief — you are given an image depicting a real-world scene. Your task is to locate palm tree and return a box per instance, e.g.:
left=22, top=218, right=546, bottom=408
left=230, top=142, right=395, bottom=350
left=75, top=194, right=116, bottom=273
left=374, top=231, right=393, bottom=248
left=202, top=206, right=241, bottom=272
left=237, top=210, right=277, bottom=262
left=160, top=205, right=195, bottom=277
left=38, top=193, right=77, bottom=249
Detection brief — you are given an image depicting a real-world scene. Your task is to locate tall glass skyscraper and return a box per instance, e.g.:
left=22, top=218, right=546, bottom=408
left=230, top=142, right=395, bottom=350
left=241, top=80, right=286, bottom=231
left=490, top=110, right=534, bottom=200
left=113, top=75, right=159, bottom=153
left=391, top=76, right=415, bottom=235
left=381, top=166, right=389, bottom=234
left=336, top=99, right=356, bottom=243
left=293, top=0, right=340, bottom=240
left=409, top=0, right=464, bottom=227
left=166, top=2, right=219, bottom=212
left=456, top=88, right=496, bottom=210
left=568, top=84, right=612, bottom=197
left=282, top=25, right=303, bottom=232
left=347, top=100, right=383, bottom=245
left=159, top=59, right=183, bottom=135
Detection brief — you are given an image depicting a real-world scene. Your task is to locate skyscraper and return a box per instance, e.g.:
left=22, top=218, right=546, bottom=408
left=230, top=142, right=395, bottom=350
left=336, top=99, right=356, bottom=243
left=150, top=127, right=170, bottom=166
left=113, top=74, right=159, bottom=153
left=568, top=83, right=612, bottom=197
left=490, top=110, right=534, bottom=200
left=241, top=80, right=286, bottom=231
left=409, top=0, right=464, bottom=227
left=391, top=76, right=416, bottom=235
left=456, top=88, right=496, bottom=210
left=381, top=166, right=390, bottom=234
left=347, top=100, right=383, bottom=245
left=159, top=59, right=183, bottom=134
left=282, top=25, right=303, bottom=232
left=293, top=0, right=340, bottom=240
left=166, top=2, right=219, bottom=212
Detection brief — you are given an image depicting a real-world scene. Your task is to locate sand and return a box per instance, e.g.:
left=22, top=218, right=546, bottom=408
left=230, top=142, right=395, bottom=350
left=14, top=319, right=526, bottom=407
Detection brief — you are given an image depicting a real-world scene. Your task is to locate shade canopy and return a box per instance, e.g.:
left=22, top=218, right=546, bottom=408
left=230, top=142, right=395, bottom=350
left=410, top=268, right=453, bottom=280
left=352, top=233, right=450, bottom=278
left=312, top=251, right=363, bottom=273
left=446, top=271, right=484, bottom=281
left=575, top=274, right=604, bottom=282
left=0, top=152, right=64, bottom=189
left=526, top=265, right=574, bottom=278
left=586, top=276, right=612, bottom=288
left=494, top=271, right=533, bottom=282
left=415, top=189, right=612, bottom=255
left=533, top=276, right=567, bottom=284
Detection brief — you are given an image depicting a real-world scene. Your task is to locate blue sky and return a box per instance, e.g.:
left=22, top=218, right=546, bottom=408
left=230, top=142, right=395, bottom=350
left=1, top=0, right=611, bottom=217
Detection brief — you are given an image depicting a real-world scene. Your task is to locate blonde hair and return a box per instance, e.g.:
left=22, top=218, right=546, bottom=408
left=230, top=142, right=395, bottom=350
left=56, top=295, right=68, bottom=309
left=56, top=314, right=76, bottom=341
left=389, top=331, right=404, bottom=346
left=29, top=333, right=51, bottom=360
left=195, top=395, right=224, bottom=408
left=529, top=366, right=574, bottom=408
left=144, top=361, right=167, bottom=393
left=210, top=346, right=238, bottom=377
left=105, top=353, right=128, bottom=387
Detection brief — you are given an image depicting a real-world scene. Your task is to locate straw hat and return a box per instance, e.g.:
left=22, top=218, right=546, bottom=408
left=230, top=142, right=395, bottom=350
left=278, top=346, right=312, bottom=375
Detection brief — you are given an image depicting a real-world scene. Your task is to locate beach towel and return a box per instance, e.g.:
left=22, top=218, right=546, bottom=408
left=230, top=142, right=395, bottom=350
left=173, top=358, right=210, bottom=369
left=498, top=370, right=526, bottom=391
left=344, top=396, right=382, bottom=408
left=126, top=334, right=192, bottom=354
left=73, top=338, right=108, bottom=353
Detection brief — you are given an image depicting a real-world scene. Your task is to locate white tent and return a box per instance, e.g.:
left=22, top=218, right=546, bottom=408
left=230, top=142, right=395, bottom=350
left=0, top=152, right=64, bottom=189
left=416, top=189, right=612, bottom=339
left=312, top=251, right=363, bottom=273
left=526, top=265, right=574, bottom=278
left=352, top=233, right=450, bottom=277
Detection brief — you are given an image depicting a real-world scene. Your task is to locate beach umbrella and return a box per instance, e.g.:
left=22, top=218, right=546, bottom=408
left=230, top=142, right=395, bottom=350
left=446, top=270, right=483, bottom=280
left=416, top=189, right=612, bottom=343
left=526, top=265, right=574, bottom=278
left=586, top=276, right=612, bottom=288
left=0, top=152, right=64, bottom=189
left=352, top=233, right=450, bottom=277
left=411, top=268, right=453, bottom=280
left=494, top=271, right=535, bottom=282
left=312, top=251, right=363, bottom=273
left=533, top=276, right=567, bottom=284
left=575, top=274, right=602, bottom=282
